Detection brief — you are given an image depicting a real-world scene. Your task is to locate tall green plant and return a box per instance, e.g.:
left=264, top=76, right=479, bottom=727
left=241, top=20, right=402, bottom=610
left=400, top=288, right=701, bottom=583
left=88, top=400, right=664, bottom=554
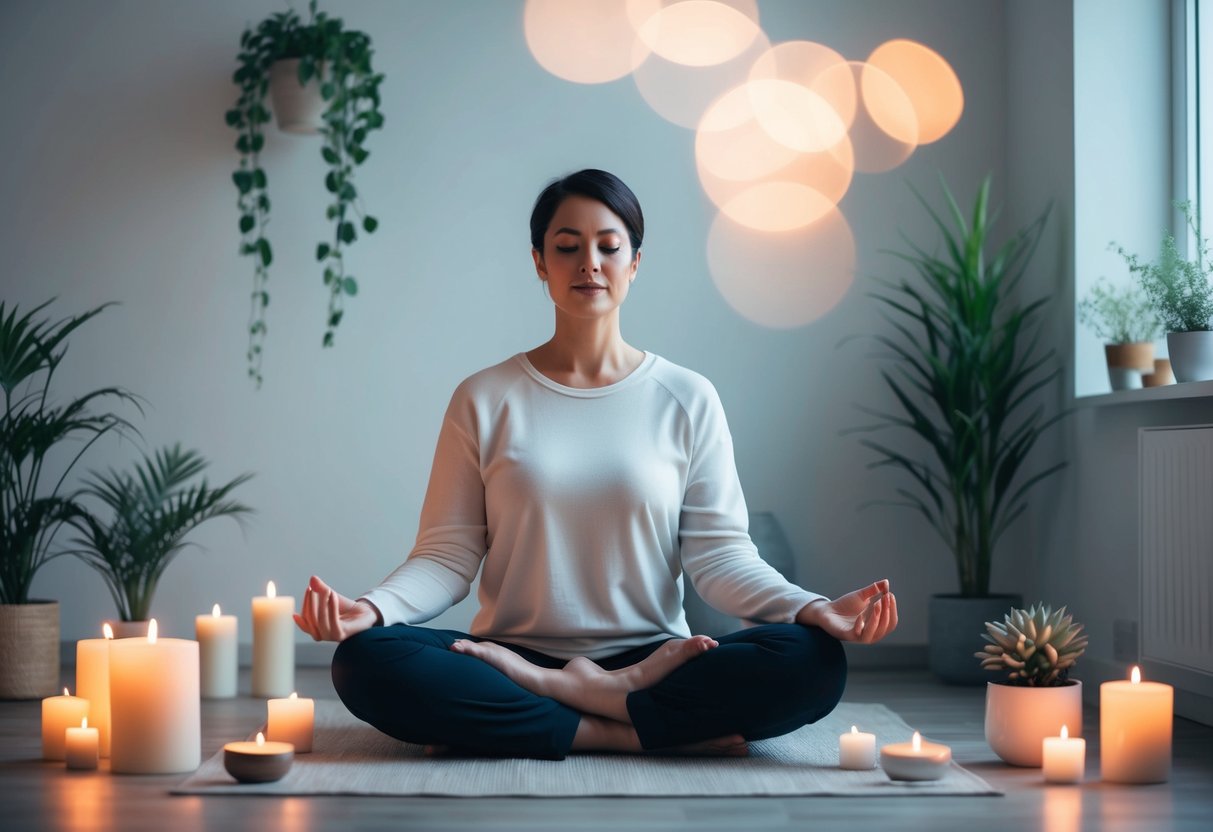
left=1113, top=201, right=1213, bottom=333
left=0, top=300, right=140, bottom=605
left=228, top=0, right=385, bottom=387
left=69, top=445, right=254, bottom=622
left=853, top=176, right=1066, bottom=597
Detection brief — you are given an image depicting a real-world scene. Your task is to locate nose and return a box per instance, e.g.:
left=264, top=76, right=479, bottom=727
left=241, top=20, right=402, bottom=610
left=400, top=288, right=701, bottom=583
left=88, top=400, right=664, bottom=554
left=580, top=252, right=600, bottom=274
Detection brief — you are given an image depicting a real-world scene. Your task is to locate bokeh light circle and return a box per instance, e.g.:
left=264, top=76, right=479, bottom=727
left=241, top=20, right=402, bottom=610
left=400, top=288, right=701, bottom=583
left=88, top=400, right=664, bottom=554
left=814, top=61, right=918, bottom=173
left=631, top=0, right=762, bottom=67
left=524, top=0, right=654, bottom=84
left=866, top=39, right=963, bottom=144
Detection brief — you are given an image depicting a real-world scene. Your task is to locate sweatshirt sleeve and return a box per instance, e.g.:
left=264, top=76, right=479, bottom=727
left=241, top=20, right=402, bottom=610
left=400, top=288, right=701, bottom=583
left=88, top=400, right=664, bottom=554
left=678, top=381, right=826, bottom=622
left=359, top=385, right=488, bottom=626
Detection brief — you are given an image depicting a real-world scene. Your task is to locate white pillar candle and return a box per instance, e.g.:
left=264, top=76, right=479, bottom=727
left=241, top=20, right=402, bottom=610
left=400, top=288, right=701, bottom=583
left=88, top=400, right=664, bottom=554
left=252, top=581, right=295, bottom=698
left=1043, top=724, right=1086, bottom=784
left=196, top=604, right=238, bottom=699
left=1100, top=666, right=1173, bottom=784
left=839, top=724, right=876, bottom=770
left=65, top=717, right=99, bottom=771
left=267, top=691, right=315, bottom=753
left=75, top=624, right=113, bottom=757
left=108, top=619, right=201, bottom=774
left=41, top=688, right=89, bottom=761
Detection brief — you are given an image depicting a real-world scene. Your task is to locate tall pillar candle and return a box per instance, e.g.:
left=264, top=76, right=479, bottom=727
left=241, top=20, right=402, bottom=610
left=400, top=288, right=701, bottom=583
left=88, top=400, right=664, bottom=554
left=196, top=604, right=238, bottom=698
left=252, top=581, right=295, bottom=698
left=1100, top=666, right=1173, bottom=783
left=108, top=619, right=201, bottom=774
left=75, top=624, right=113, bottom=757
left=41, top=688, right=89, bottom=760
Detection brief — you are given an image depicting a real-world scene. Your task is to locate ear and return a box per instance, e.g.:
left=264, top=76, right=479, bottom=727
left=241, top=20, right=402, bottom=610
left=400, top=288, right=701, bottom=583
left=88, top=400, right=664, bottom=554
left=532, top=247, right=547, bottom=281
left=629, top=249, right=642, bottom=282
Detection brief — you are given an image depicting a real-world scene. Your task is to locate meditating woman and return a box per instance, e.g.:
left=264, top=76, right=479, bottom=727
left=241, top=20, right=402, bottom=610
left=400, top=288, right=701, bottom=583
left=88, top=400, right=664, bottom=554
left=294, top=169, right=899, bottom=759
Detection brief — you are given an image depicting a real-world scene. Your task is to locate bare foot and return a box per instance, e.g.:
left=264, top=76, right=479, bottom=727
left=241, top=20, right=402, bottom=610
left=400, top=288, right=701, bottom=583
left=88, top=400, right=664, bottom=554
left=450, top=636, right=718, bottom=723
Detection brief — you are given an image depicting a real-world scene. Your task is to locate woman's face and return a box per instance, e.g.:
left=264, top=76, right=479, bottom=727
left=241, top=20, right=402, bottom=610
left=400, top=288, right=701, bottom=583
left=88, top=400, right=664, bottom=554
left=533, top=195, right=640, bottom=322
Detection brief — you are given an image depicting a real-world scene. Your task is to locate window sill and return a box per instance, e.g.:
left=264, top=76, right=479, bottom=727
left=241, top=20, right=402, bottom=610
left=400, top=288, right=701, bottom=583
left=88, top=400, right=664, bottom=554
left=1074, top=379, right=1213, bottom=408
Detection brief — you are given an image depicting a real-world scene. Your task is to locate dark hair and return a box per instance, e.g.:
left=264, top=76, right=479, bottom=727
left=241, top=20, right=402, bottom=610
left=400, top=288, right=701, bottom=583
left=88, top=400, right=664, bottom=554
left=529, top=169, right=644, bottom=257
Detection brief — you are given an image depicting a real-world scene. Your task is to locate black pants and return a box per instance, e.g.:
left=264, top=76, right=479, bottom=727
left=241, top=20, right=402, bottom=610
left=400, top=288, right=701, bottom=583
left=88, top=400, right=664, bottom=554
left=331, top=622, right=847, bottom=759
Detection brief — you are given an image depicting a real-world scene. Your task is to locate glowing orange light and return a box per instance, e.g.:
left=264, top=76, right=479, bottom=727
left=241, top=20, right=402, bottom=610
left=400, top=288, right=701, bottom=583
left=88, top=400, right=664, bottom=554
left=818, top=61, right=918, bottom=173
left=748, top=40, right=856, bottom=129
left=866, top=39, right=963, bottom=144
left=632, top=0, right=761, bottom=67
left=524, top=0, right=655, bottom=84
left=148, top=618, right=158, bottom=644
left=102, top=623, right=114, bottom=640
left=1131, top=666, right=1141, bottom=684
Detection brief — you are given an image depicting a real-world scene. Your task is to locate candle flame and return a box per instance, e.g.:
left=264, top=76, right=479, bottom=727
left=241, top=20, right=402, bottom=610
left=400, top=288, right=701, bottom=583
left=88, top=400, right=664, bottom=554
left=63, top=687, right=69, bottom=697
left=256, top=732, right=265, bottom=746
left=103, top=623, right=114, bottom=640
left=1060, top=724, right=1069, bottom=739
left=148, top=618, right=158, bottom=644
left=1131, top=666, right=1141, bottom=684
left=267, top=581, right=277, bottom=599
left=850, top=725, right=858, bottom=734
left=912, top=731, right=922, bottom=752
left=290, top=692, right=298, bottom=700
left=212, top=603, right=221, bottom=617
left=82, top=717, right=88, bottom=729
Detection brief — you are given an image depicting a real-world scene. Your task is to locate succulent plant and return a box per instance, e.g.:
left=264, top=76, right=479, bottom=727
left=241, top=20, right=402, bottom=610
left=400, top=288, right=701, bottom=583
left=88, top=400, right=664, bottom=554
left=975, top=603, right=1088, bottom=686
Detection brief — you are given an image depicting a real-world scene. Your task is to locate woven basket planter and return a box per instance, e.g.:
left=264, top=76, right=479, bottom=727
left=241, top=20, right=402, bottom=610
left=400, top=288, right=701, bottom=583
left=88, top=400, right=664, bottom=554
left=0, top=600, right=60, bottom=699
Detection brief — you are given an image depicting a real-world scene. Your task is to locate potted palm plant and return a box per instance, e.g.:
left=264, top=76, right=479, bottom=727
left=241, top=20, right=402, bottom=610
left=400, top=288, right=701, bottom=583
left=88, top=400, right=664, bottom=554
left=0, top=300, right=139, bottom=698
left=227, top=0, right=385, bottom=387
left=978, top=603, right=1088, bottom=766
left=854, top=175, right=1067, bottom=684
left=68, top=444, right=254, bottom=635
left=1077, top=277, right=1162, bottom=390
left=1113, top=201, right=1213, bottom=382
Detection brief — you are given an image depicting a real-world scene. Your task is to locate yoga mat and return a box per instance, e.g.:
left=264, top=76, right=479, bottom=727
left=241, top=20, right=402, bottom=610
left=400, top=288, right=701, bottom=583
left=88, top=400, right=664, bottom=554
left=173, top=700, right=999, bottom=797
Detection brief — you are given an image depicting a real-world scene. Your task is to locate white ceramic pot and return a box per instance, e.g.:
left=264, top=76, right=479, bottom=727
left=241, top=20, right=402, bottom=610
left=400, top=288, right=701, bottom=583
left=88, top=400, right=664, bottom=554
left=268, top=58, right=326, bottom=134
left=985, top=680, right=1083, bottom=766
left=1166, top=331, right=1213, bottom=382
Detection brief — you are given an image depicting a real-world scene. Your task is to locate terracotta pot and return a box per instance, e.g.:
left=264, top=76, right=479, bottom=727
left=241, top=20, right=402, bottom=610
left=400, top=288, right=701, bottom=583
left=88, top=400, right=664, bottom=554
left=0, top=601, right=61, bottom=699
left=985, top=679, right=1083, bottom=766
left=1104, top=342, right=1155, bottom=391
left=269, top=58, right=326, bottom=134
left=1142, top=358, right=1176, bottom=387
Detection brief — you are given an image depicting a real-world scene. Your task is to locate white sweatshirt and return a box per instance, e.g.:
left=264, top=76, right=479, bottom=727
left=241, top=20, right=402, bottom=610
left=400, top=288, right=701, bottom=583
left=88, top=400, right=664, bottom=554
left=360, top=352, right=823, bottom=660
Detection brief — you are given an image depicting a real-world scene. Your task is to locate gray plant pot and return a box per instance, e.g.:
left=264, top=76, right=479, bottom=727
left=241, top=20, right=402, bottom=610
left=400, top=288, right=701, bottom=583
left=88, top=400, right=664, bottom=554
left=928, top=593, right=1022, bottom=685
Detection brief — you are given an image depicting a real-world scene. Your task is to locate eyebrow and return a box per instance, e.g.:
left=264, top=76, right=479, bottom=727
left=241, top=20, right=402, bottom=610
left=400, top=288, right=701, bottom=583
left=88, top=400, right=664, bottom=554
left=552, top=227, right=621, bottom=237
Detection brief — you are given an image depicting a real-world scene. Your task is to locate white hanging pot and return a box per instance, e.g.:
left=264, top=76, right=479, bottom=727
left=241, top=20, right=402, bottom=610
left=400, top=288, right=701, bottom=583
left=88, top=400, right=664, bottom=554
left=268, top=58, right=326, bottom=135
left=1166, top=331, right=1213, bottom=382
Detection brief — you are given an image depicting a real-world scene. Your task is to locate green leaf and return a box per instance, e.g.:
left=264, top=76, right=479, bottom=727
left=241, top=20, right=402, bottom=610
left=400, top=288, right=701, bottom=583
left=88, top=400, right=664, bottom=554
left=363, top=216, right=378, bottom=233
left=257, top=238, right=272, bottom=267
left=323, top=268, right=335, bottom=286
left=325, top=171, right=339, bottom=193
left=251, top=133, right=264, bottom=153
left=239, top=215, right=255, bottom=234
left=339, top=222, right=356, bottom=244
left=252, top=168, right=267, bottom=189
left=343, top=277, right=358, bottom=296
left=316, top=243, right=331, bottom=261
left=329, top=310, right=344, bottom=327
left=320, top=82, right=335, bottom=100
left=225, top=109, right=242, bottom=127
left=322, top=331, right=334, bottom=347
left=321, top=146, right=339, bottom=165
left=236, top=134, right=250, bottom=154
left=232, top=171, right=253, bottom=194
left=339, top=182, right=356, bottom=201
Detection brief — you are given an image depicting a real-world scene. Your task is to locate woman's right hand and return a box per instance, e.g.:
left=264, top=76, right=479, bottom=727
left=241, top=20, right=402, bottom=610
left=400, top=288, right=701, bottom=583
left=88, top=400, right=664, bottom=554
left=293, top=575, right=380, bottom=642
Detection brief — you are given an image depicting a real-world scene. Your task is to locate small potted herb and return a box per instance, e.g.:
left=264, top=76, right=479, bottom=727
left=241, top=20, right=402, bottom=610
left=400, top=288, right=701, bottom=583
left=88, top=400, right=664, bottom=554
left=1077, top=277, right=1162, bottom=390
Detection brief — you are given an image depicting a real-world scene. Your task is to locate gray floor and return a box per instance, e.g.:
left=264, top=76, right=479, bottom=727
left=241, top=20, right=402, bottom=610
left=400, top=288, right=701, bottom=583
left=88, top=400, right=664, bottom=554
left=2, top=665, right=1210, bottom=832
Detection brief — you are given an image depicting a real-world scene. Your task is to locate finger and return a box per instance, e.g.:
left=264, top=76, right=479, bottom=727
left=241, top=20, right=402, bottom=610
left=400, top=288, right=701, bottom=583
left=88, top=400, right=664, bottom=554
left=309, top=575, right=329, bottom=594
left=886, top=592, right=899, bottom=634
left=308, top=586, right=325, bottom=638
left=292, top=612, right=318, bottom=641
left=863, top=599, right=883, bottom=643
left=320, top=589, right=338, bottom=639
left=869, top=595, right=891, bottom=643
left=328, top=589, right=342, bottom=638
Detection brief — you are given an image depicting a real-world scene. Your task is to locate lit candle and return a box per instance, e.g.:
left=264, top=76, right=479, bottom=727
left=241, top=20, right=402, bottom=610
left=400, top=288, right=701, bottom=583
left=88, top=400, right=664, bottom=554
left=1043, top=724, right=1086, bottom=784
left=75, top=623, right=113, bottom=758
left=223, top=731, right=294, bottom=783
left=839, top=724, right=876, bottom=770
left=267, top=691, right=314, bottom=753
left=880, top=731, right=952, bottom=781
left=1100, top=666, right=1173, bottom=784
left=65, top=717, right=99, bottom=771
left=252, top=581, right=295, bottom=698
left=108, top=619, right=201, bottom=774
left=41, top=688, right=89, bottom=761
left=196, top=603, right=238, bottom=699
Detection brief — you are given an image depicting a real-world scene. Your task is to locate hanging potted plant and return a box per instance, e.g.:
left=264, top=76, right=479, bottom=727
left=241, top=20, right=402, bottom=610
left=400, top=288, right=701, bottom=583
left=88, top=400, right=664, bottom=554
left=68, top=444, right=255, bottom=636
left=978, top=603, right=1088, bottom=766
left=227, top=0, right=386, bottom=387
left=1077, top=276, right=1162, bottom=391
left=1113, top=201, right=1213, bottom=383
left=0, top=300, right=140, bottom=698
left=852, top=175, right=1067, bottom=684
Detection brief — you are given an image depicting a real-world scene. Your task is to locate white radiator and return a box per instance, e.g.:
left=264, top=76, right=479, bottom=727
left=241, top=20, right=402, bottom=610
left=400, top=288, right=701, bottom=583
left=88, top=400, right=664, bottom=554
left=1139, top=426, right=1213, bottom=681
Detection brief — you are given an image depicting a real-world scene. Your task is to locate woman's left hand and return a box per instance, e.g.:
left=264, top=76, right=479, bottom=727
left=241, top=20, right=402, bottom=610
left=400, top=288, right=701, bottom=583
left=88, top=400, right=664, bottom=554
left=796, top=579, right=898, bottom=644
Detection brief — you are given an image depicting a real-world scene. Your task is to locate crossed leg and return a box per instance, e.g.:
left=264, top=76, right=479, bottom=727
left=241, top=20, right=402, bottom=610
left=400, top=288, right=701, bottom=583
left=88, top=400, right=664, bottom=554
left=450, top=636, right=748, bottom=755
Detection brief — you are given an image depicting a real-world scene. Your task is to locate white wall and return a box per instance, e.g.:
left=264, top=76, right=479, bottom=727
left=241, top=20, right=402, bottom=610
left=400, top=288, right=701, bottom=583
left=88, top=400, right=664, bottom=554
left=1, top=0, right=1008, bottom=646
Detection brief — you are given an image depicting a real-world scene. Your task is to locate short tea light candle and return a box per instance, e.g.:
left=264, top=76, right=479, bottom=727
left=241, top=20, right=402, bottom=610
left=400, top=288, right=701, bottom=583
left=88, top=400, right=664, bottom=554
left=1101, top=666, right=1173, bottom=784
left=1043, top=724, right=1085, bottom=784
left=880, top=731, right=951, bottom=781
left=252, top=581, right=295, bottom=698
left=196, top=603, right=238, bottom=699
left=42, top=688, right=89, bottom=761
left=65, top=717, right=99, bottom=771
left=267, top=691, right=314, bottom=753
left=108, top=619, right=201, bottom=774
left=223, top=732, right=294, bottom=783
left=839, top=725, right=876, bottom=770
left=75, top=623, right=114, bottom=758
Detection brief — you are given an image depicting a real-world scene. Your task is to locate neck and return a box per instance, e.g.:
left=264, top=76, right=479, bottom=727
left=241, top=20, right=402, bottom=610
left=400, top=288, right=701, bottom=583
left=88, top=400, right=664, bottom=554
left=530, top=313, right=643, bottom=384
